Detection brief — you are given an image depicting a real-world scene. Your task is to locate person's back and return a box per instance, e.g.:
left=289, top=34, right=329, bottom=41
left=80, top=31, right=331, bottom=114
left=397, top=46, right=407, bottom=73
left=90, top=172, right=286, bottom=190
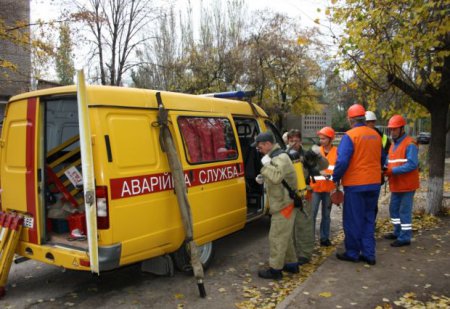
left=332, top=104, right=383, bottom=266
left=342, top=125, right=382, bottom=187
left=264, top=146, right=297, bottom=213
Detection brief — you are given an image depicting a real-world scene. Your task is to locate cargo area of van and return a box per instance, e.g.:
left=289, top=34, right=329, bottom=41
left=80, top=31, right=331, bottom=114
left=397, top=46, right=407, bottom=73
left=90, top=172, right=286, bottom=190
left=43, top=96, right=88, bottom=250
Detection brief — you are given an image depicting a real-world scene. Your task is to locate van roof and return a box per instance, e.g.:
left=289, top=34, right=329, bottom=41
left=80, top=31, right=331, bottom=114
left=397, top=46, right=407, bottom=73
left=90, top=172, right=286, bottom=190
left=10, top=85, right=267, bottom=117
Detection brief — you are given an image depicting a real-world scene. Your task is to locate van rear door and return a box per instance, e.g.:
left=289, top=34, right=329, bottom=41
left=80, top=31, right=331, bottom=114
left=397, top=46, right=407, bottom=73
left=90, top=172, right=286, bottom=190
left=0, top=98, right=40, bottom=244
left=76, top=70, right=99, bottom=273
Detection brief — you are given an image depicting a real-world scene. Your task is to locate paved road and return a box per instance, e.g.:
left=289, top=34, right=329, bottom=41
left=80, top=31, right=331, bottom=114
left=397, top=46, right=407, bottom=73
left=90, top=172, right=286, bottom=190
left=4, top=216, right=267, bottom=308
left=4, top=207, right=344, bottom=309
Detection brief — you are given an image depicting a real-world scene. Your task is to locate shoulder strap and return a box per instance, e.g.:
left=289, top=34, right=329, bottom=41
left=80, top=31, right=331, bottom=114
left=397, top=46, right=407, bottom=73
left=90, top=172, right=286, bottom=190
left=269, top=148, right=299, bottom=197
left=281, top=179, right=295, bottom=194
left=269, top=148, right=294, bottom=191
left=269, top=148, right=286, bottom=159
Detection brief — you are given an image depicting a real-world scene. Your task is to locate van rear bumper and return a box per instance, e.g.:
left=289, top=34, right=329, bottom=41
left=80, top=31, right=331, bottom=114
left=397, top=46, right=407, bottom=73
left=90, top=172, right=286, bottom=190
left=16, top=242, right=122, bottom=272
left=99, top=243, right=122, bottom=271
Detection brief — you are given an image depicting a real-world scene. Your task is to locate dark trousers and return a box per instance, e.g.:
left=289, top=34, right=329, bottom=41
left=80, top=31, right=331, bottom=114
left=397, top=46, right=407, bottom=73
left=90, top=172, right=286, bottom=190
left=343, top=189, right=380, bottom=260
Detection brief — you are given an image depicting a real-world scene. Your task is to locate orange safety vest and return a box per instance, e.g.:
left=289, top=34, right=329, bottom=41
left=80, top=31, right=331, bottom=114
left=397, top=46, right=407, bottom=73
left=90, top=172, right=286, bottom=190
left=310, top=146, right=337, bottom=193
left=387, top=136, right=420, bottom=192
left=342, top=126, right=382, bottom=187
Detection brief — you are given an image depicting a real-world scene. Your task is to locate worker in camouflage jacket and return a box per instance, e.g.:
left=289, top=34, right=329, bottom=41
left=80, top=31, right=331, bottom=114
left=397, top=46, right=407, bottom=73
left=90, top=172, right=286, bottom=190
left=253, top=132, right=299, bottom=280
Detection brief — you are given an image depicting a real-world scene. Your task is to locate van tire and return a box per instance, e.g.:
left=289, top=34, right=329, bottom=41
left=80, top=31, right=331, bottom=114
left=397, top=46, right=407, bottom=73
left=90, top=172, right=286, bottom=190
left=173, top=241, right=215, bottom=273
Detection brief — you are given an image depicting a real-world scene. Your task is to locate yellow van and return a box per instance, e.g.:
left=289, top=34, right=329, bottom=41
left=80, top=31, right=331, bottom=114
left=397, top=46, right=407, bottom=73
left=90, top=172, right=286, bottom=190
left=0, top=79, right=291, bottom=278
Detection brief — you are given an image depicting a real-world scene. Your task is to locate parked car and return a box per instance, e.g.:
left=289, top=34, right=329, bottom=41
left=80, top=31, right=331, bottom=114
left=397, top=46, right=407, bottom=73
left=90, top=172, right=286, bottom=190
left=417, top=132, right=431, bottom=144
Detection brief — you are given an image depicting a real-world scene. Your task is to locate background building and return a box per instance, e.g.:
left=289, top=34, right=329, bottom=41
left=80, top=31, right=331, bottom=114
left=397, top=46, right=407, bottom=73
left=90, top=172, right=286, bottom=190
left=283, top=103, right=332, bottom=142
left=0, top=0, right=31, bottom=122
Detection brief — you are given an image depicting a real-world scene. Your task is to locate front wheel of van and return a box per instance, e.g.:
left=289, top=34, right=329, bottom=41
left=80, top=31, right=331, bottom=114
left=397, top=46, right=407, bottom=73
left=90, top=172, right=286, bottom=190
left=173, top=241, right=215, bottom=273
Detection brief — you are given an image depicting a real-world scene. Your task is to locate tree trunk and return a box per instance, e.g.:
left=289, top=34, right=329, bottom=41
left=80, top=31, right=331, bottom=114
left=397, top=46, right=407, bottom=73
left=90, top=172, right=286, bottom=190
left=426, top=102, right=448, bottom=214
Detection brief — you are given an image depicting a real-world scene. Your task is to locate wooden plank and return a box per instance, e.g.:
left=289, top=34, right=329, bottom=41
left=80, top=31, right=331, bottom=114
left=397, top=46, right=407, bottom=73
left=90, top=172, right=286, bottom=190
left=47, top=135, right=80, bottom=157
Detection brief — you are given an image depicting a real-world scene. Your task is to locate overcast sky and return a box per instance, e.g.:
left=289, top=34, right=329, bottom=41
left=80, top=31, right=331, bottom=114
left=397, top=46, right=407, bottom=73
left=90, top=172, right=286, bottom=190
left=31, top=0, right=329, bottom=28
left=29, top=0, right=333, bottom=81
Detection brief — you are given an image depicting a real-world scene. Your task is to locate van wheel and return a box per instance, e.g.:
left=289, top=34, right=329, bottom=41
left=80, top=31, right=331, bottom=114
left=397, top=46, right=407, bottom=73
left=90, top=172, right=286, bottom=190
left=173, top=241, right=215, bottom=273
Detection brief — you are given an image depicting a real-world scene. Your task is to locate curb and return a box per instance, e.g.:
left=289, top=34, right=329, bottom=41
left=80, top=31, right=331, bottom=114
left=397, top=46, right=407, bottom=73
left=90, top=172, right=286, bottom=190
left=276, top=282, right=304, bottom=309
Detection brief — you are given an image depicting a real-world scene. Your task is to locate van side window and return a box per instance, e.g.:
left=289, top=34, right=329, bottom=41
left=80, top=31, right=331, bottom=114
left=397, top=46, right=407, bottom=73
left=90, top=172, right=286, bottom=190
left=178, top=116, right=238, bottom=164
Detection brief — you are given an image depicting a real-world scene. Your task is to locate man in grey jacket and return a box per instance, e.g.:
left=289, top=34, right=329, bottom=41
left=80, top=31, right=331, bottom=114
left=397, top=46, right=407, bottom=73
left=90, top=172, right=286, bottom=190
left=253, top=132, right=299, bottom=280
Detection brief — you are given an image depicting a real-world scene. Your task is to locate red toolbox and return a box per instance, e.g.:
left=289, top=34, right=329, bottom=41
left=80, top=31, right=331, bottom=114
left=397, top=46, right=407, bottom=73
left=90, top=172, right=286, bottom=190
left=67, top=213, right=86, bottom=235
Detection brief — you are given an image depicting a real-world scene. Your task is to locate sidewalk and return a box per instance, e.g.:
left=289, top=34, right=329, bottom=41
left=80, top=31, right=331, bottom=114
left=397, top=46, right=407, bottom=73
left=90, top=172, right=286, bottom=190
left=277, top=217, right=450, bottom=308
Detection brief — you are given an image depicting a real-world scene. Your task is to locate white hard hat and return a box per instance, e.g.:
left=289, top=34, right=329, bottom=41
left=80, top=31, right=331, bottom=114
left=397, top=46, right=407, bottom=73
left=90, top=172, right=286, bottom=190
left=365, top=111, right=377, bottom=121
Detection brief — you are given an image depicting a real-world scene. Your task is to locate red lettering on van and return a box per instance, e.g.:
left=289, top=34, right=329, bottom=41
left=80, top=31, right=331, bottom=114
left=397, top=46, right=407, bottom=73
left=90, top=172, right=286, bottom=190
left=110, top=163, right=244, bottom=199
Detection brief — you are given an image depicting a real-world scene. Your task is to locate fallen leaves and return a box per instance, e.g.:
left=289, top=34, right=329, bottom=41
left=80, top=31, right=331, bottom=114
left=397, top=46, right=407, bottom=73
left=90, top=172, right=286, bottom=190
left=235, top=232, right=345, bottom=309
left=375, top=213, right=441, bottom=239
left=388, top=292, right=450, bottom=308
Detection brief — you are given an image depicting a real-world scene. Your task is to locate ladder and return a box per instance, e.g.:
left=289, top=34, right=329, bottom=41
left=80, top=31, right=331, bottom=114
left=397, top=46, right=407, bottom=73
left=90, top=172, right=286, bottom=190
left=0, top=211, right=24, bottom=298
left=46, top=135, right=84, bottom=208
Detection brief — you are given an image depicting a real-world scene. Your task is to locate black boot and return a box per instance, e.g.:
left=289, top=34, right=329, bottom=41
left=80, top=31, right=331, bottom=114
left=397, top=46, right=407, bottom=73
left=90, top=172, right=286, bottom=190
left=258, top=267, right=283, bottom=280
left=336, top=252, right=359, bottom=262
left=320, top=239, right=332, bottom=247
left=282, top=262, right=299, bottom=274
left=391, top=240, right=411, bottom=247
left=359, top=255, right=376, bottom=265
left=383, top=233, right=397, bottom=240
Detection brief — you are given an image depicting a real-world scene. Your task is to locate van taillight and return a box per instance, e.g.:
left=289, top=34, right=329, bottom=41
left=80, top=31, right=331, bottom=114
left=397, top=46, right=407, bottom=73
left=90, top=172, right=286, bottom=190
left=96, top=186, right=110, bottom=229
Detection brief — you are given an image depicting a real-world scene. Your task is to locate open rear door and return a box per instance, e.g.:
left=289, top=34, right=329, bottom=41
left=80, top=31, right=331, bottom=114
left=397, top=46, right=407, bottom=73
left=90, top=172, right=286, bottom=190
left=76, top=70, right=99, bottom=273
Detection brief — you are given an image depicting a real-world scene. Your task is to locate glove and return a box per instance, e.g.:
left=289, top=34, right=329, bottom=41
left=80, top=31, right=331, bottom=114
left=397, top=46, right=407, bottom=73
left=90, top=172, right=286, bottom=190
left=261, top=154, right=272, bottom=166
left=384, top=167, right=393, bottom=178
left=334, top=181, right=341, bottom=190
left=305, top=190, right=312, bottom=201
left=255, top=174, right=264, bottom=184
left=311, top=144, right=321, bottom=155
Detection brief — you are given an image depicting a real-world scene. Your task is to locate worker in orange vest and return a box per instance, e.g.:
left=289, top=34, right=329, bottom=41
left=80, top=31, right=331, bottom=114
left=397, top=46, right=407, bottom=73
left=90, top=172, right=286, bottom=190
left=310, top=127, right=337, bottom=247
left=384, top=115, right=420, bottom=247
left=332, top=104, right=385, bottom=265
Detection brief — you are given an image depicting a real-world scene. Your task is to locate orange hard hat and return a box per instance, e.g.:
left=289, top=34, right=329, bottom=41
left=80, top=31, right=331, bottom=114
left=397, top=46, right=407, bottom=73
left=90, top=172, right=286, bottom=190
left=317, top=126, right=335, bottom=140
left=388, top=115, right=406, bottom=128
left=347, top=104, right=366, bottom=118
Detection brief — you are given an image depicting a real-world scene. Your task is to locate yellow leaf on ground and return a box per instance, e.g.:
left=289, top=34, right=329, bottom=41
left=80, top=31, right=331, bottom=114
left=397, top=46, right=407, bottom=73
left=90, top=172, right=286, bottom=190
left=319, top=292, right=332, bottom=298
